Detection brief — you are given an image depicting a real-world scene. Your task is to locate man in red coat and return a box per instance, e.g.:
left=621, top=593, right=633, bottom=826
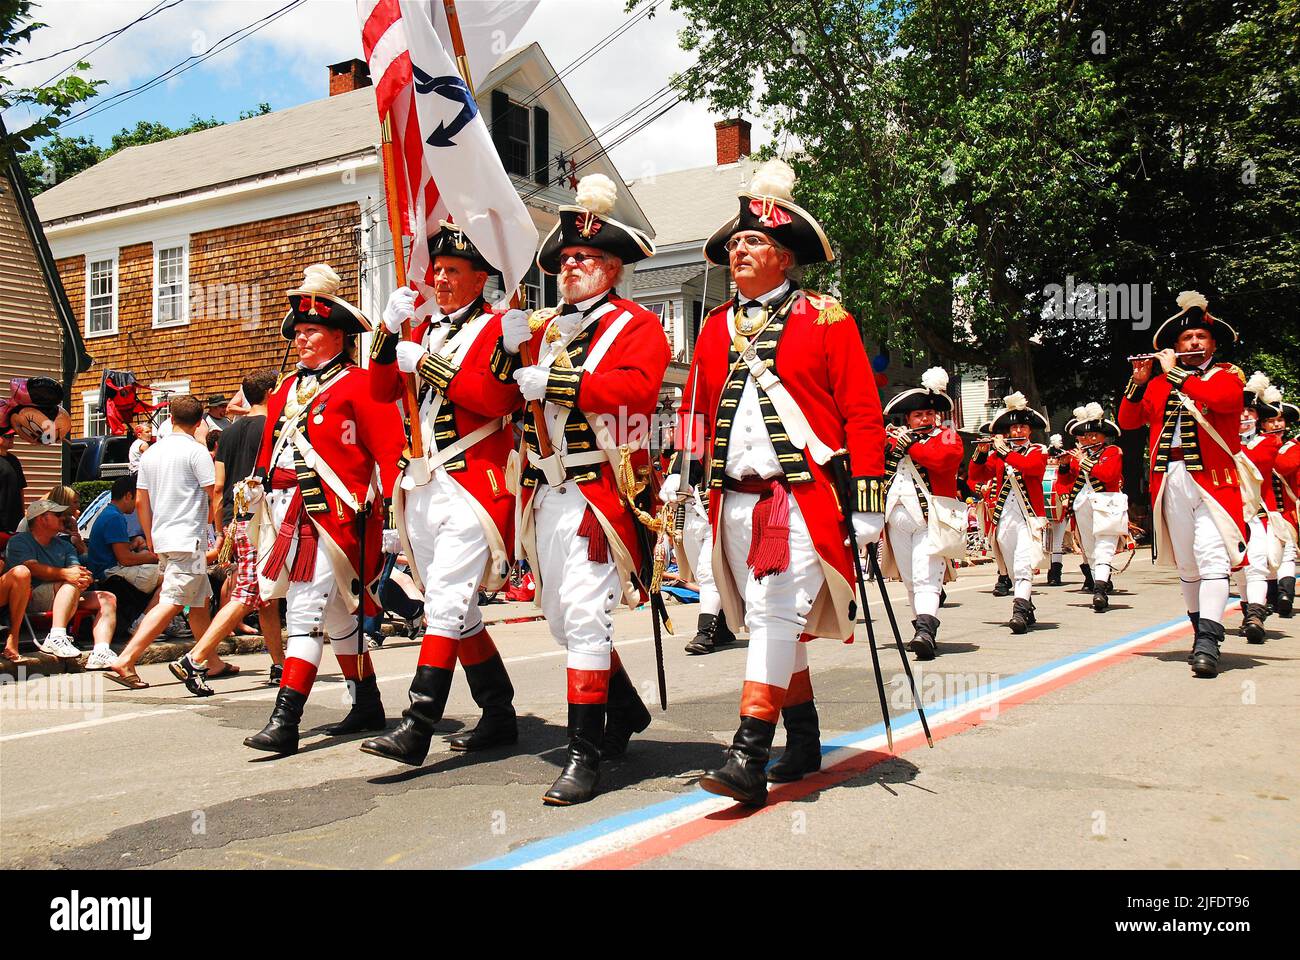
left=1269, top=400, right=1300, bottom=617
left=880, top=368, right=964, bottom=660
left=1118, top=291, right=1246, bottom=678
left=967, top=393, right=1049, bottom=633
left=1057, top=404, right=1126, bottom=612
left=504, top=174, right=667, bottom=806
left=676, top=159, right=886, bottom=807
left=240, top=265, right=404, bottom=754
left=1234, top=373, right=1282, bottom=643
left=1045, top=429, right=1075, bottom=588
left=359, top=224, right=522, bottom=767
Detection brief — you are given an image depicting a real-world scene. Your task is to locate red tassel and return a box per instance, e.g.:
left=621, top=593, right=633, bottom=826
left=578, top=505, right=609, bottom=564
left=289, top=513, right=317, bottom=582
left=747, top=480, right=790, bottom=580
left=261, top=493, right=303, bottom=581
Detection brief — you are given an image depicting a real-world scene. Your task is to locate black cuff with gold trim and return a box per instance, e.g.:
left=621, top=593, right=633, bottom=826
left=545, top=367, right=583, bottom=408
left=416, top=352, right=458, bottom=394
left=489, top=338, right=522, bottom=383
left=1164, top=365, right=1189, bottom=388
left=854, top=475, right=887, bottom=513
left=369, top=326, right=397, bottom=365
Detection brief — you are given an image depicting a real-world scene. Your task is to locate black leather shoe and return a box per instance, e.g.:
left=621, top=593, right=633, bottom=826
left=1278, top=577, right=1295, bottom=617
left=1009, top=598, right=1033, bottom=634
left=992, top=575, right=1012, bottom=597
left=244, top=687, right=307, bottom=754
left=599, top=663, right=651, bottom=759
left=701, top=716, right=777, bottom=806
left=449, top=653, right=518, bottom=752
left=685, top=611, right=734, bottom=655
left=1046, top=562, right=1063, bottom=586
left=767, top=701, right=821, bottom=783
left=1080, top=563, right=1095, bottom=592
left=1092, top=582, right=1110, bottom=612
left=1186, top=612, right=1201, bottom=663
left=360, top=665, right=453, bottom=765
left=543, top=703, right=605, bottom=806
left=908, top=614, right=940, bottom=660
left=325, top=674, right=387, bottom=736
left=1191, top=619, right=1225, bottom=678
left=1243, top=603, right=1266, bottom=644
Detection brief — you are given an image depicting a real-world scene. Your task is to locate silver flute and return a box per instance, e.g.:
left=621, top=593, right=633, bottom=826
left=1126, top=351, right=1204, bottom=361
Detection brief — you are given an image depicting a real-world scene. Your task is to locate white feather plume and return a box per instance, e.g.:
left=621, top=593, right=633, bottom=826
left=1049, top=433, right=1063, bottom=448
left=920, top=366, right=949, bottom=393
left=299, top=263, right=341, bottom=296
left=1245, top=371, right=1270, bottom=396
left=747, top=158, right=796, bottom=201
left=1176, top=290, right=1208, bottom=311
left=575, top=174, right=617, bottom=216
left=1263, top=385, right=1283, bottom=406
left=1072, top=405, right=1088, bottom=421
left=1083, top=401, right=1104, bottom=421
left=1003, top=391, right=1028, bottom=411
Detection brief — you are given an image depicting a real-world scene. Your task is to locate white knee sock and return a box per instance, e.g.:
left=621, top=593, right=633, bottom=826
left=1199, top=578, right=1231, bottom=623
left=1180, top=578, right=1200, bottom=613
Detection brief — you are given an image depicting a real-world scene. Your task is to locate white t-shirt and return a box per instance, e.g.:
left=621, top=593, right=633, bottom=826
left=128, top=438, right=149, bottom=472
left=136, top=433, right=216, bottom=553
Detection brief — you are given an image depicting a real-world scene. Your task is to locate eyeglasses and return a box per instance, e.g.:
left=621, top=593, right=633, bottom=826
left=560, top=252, right=604, bottom=266
left=724, top=235, right=774, bottom=253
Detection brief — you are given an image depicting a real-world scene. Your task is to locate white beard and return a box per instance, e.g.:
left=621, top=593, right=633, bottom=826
left=560, top=271, right=612, bottom=305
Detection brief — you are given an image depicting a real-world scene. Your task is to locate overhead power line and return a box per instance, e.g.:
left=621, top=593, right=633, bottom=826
left=7, top=0, right=186, bottom=70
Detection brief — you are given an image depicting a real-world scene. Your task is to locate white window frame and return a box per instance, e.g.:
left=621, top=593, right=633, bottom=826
left=81, top=390, right=107, bottom=438
left=151, top=236, right=190, bottom=329
left=84, top=250, right=119, bottom=338
left=149, top=380, right=191, bottom=432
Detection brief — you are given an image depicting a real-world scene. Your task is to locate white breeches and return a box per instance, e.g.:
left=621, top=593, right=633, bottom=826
left=1280, top=538, right=1297, bottom=580
left=403, top=471, right=488, bottom=638
left=1234, top=515, right=1271, bottom=605
left=1049, top=519, right=1068, bottom=560
left=1161, top=463, right=1231, bottom=621
left=533, top=482, right=620, bottom=671
left=995, top=504, right=1036, bottom=601
left=886, top=503, right=944, bottom=617
left=1074, top=499, right=1119, bottom=582
left=682, top=504, right=720, bottom=616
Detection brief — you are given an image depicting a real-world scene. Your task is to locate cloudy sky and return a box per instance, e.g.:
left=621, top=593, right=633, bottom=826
left=4, top=0, right=772, bottom=178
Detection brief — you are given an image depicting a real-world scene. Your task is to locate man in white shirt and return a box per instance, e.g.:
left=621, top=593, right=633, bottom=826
left=107, top=395, right=220, bottom=689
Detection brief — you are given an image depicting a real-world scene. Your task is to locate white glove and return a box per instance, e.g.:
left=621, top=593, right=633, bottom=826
left=235, top=478, right=264, bottom=510
left=513, top=365, right=549, bottom=402
left=501, top=309, right=532, bottom=355
left=992, top=436, right=1011, bottom=456
left=396, top=341, right=425, bottom=374
left=852, top=511, right=885, bottom=547
left=659, top=473, right=682, bottom=501
left=383, top=286, right=417, bottom=335
left=381, top=529, right=401, bottom=555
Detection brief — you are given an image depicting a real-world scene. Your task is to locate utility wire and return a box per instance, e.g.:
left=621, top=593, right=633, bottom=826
left=6, top=0, right=185, bottom=69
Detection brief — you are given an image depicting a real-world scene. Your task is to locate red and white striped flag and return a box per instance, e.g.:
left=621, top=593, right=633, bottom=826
left=357, top=0, right=538, bottom=313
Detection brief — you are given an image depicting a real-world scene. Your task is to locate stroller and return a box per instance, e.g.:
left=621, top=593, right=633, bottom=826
left=365, top=552, right=425, bottom=648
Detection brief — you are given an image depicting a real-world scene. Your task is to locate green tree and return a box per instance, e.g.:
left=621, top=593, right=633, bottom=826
left=0, top=0, right=104, bottom=154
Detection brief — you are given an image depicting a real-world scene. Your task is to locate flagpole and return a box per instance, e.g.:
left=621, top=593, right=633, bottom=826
left=379, top=112, right=426, bottom=464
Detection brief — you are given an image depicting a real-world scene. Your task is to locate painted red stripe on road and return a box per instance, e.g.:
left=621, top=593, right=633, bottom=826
left=579, top=624, right=1192, bottom=870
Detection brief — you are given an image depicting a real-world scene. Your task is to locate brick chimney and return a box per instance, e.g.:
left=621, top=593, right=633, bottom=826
left=329, top=59, right=372, bottom=96
left=714, top=118, right=751, bottom=165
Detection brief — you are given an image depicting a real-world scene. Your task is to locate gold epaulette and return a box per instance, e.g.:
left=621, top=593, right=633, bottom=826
left=274, top=371, right=293, bottom=393
left=805, top=292, right=847, bottom=326
left=1219, top=362, right=1246, bottom=383
left=528, top=306, right=559, bottom=332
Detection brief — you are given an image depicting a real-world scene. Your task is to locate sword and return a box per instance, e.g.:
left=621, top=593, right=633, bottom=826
left=637, top=508, right=670, bottom=710
left=866, top=542, right=934, bottom=748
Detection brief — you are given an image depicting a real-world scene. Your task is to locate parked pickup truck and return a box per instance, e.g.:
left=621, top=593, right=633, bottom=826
left=69, top=435, right=134, bottom=482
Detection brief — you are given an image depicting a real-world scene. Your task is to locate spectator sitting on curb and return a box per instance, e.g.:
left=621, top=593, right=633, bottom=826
left=107, top=395, right=224, bottom=690
left=87, top=475, right=163, bottom=646
left=1, top=562, right=36, bottom=665
left=4, top=500, right=117, bottom=662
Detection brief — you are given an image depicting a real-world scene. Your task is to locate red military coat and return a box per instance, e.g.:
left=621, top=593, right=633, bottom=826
left=888, top=427, right=964, bottom=498
left=257, top=360, right=404, bottom=611
left=370, top=301, right=519, bottom=549
left=967, top=443, right=1048, bottom=517
left=680, top=291, right=886, bottom=643
left=1117, top=361, right=1247, bottom=549
left=1056, top=444, right=1124, bottom=498
left=1240, top=433, right=1282, bottom=515
left=518, top=296, right=670, bottom=605
left=1276, top=439, right=1300, bottom=528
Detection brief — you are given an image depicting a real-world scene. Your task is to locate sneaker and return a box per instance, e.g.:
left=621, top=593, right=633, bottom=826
left=37, top=634, right=81, bottom=659
left=266, top=663, right=283, bottom=687
left=168, top=654, right=214, bottom=697
left=366, top=633, right=385, bottom=650
left=84, top=645, right=116, bottom=670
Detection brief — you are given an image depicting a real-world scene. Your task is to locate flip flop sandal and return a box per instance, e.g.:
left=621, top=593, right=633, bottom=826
left=105, top=669, right=150, bottom=690
left=205, top=663, right=241, bottom=679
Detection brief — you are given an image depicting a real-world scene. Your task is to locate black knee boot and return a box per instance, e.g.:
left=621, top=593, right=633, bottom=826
left=1092, top=581, right=1110, bottom=612
left=543, top=703, right=605, bottom=806
left=449, top=654, right=518, bottom=752
left=685, top=612, right=719, bottom=655
left=701, top=716, right=778, bottom=806
left=1279, top=577, right=1295, bottom=617
left=1191, top=619, right=1225, bottom=678
left=766, top=701, right=821, bottom=783
left=361, top=666, right=454, bottom=765
left=1186, top=612, right=1201, bottom=663
left=325, top=673, right=387, bottom=735
left=244, top=687, right=307, bottom=755
left=1009, top=597, right=1034, bottom=634
left=992, top=574, right=1012, bottom=597
left=599, top=663, right=651, bottom=759
left=1080, top=563, right=1095, bottom=592
left=908, top=614, right=940, bottom=660
left=1046, top=562, right=1063, bottom=586
left=1243, top=603, right=1267, bottom=644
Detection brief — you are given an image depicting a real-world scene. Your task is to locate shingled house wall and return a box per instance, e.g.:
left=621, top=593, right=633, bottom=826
left=59, top=202, right=360, bottom=434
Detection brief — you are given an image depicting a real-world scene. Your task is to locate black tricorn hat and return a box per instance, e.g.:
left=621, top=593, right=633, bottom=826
left=1280, top=401, right=1300, bottom=427
left=884, top=367, right=953, bottom=416
left=1067, top=403, right=1120, bottom=438
left=1243, top=372, right=1281, bottom=419
left=281, top=264, right=370, bottom=340
left=1152, top=290, right=1238, bottom=351
left=704, top=158, right=834, bottom=267
left=537, top=174, right=654, bottom=275
left=989, top=391, right=1050, bottom=433
left=429, top=220, right=500, bottom=279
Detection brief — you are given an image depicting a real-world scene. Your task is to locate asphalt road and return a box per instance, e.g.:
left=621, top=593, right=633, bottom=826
left=2, top=550, right=1296, bottom=870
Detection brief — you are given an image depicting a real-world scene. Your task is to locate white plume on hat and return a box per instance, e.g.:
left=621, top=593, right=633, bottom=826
left=1072, top=405, right=1088, bottom=421
left=575, top=174, right=617, bottom=216
left=1003, top=391, right=1028, bottom=411
left=1081, top=401, right=1104, bottom=421
left=920, top=366, right=949, bottom=393
left=298, top=263, right=341, bottom=296
left=1176, top=290, right=1208, bottom=311
left=1264, top=385, right=1283, bottom=406
left=1245, top=371, right=1270, bottom=396
left=1049, top=433, right=1063, bottom=448
left=747, top=158, right=796, bottom=201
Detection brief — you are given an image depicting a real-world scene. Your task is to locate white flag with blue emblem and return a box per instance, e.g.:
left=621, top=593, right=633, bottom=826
left=398, top=0, right=538, bottom=300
